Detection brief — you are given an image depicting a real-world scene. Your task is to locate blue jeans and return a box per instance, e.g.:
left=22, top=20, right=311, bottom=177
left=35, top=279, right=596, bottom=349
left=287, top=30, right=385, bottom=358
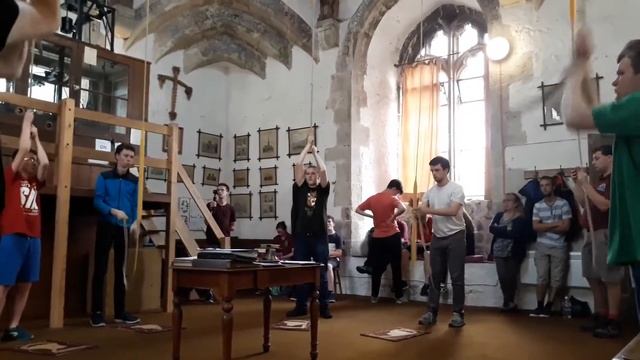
left=293, top=233, right=329, bottom=308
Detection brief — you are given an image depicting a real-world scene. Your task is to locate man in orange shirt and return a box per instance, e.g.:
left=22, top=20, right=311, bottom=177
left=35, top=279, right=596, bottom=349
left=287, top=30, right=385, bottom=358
left=355, top=180, right=407, bottom=303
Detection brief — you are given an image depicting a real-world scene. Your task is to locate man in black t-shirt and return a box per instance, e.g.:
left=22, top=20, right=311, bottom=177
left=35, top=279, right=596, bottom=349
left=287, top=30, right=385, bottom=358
left=287, top=134, right=333, bottom=319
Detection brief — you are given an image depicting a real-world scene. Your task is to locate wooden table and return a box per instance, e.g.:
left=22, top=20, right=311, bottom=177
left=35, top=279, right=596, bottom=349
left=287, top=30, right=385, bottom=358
left=172, top=264, right=323, bottom=360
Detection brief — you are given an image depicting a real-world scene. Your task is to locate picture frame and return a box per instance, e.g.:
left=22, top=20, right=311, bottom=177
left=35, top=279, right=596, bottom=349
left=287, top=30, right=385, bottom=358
left=202, top=166, right=221, bottom=187
left=258, top=126, right=279, bottom=160
left=259, top=166, right=278, bottom=187
left=287, top=124, right=317, bottom=157
left=162, top=126, right=183, bottom=154
left=233, top=168, right=250, bottom=189
left=233, top=133, right=250, bottom=163
left=259, top=190, right=278, bottom=220
left=292, top=161, right=313, bottom=181
left=146, top=166, right=167, bottom=181
left=196, top=129, right=222, bottom=160
left=230, top=192, right=252, bottom=219
left=538, top=74, right=602, bottom=130
left=179, top=164, right=196, bottom=184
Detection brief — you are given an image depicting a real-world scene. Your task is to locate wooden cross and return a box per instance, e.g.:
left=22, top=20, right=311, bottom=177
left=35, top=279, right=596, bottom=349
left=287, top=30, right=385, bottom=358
left=158, top=66, right=193, bottom=121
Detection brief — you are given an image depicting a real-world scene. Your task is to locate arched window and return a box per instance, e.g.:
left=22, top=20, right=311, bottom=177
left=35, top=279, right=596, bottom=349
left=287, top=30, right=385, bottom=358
left=400, top=5, right=488, bottom=199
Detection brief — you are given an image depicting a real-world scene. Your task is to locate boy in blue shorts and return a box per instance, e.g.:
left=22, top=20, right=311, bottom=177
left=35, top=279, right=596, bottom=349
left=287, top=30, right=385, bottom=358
left=0, top=110, right=49, bottom=341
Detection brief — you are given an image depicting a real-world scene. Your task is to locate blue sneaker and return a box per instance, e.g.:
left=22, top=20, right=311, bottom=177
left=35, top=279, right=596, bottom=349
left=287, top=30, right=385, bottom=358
left=90, top=312, right=106, bottom=327
left=1, top=327, right=34, bottom=342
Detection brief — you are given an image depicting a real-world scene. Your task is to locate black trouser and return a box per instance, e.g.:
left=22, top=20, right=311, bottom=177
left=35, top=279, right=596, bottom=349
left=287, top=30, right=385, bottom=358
left=429, top=230, right=466, bottom=314
left=495, top=256, right=522, bottom=305
left=370, top=233, right=403, bottom=299
left=91, top=221, right=127, bottom=316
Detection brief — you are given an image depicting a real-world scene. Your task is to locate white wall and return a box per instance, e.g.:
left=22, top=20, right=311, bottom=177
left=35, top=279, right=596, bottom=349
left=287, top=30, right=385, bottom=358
left=502, top=0, right=640, bottom=192
left=119, top=1, right=350, bottom=239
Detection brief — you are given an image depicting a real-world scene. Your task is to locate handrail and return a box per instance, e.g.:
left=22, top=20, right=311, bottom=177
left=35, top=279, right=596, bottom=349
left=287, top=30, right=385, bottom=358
left=75, top=108, right=169, bottom=135
left=0, top=134, right=170, bottom=169
left=0, top=92, right=169, bottom=135
left=0, top=92, right=59, bottom=114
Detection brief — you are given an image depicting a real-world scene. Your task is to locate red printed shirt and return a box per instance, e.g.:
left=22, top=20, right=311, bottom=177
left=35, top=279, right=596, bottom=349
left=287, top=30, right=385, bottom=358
left=1, top=167, right=45, bottom=238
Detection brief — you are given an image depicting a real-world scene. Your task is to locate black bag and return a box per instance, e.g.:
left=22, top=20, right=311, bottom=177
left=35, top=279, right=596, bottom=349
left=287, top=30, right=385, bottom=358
left=570, top=296, right=592, bottom=318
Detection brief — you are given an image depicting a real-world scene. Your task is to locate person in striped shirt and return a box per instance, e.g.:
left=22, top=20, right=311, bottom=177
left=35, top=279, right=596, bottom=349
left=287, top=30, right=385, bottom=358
left=530, top=176, right=572, bottom=317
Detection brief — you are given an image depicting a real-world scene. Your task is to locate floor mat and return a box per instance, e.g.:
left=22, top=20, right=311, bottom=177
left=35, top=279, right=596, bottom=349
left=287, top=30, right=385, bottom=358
left=360, top=327, right=429, bottom=342
left=11, top=340, right=96, bottom=356
left=272, top=319, right=310, bottom=331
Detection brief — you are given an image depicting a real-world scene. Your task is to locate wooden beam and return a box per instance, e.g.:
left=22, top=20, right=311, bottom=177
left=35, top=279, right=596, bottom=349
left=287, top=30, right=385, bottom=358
left=0, top=92, right=59, bottom=114
left=0, top=134, right=169, bottom=169
left=49, top=99, right=75, bottom=328
left=177, top=164, right=226, bottom=244
left=174, top=219, right=199, bottom=256
left=163, top=124, right=179, bottom=313
left=75, top=108, right=169, bottom=135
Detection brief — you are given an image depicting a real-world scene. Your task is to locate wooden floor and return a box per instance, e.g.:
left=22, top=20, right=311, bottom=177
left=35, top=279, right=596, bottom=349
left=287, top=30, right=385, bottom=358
left=0, top=295, right=633, bottom=360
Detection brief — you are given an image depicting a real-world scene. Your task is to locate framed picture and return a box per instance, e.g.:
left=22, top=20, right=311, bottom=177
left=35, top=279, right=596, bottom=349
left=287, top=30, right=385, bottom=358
left=292, top=161, right=313, bottom=181
left=538, top=74, right=602, bottom=130
left=146, top=166, right=167, bottom=181
left=259, top=190, right=278, bottom=220
left=230, top=192, right=252, bottom=219
left=178, top=197, right=190, bottom=217
left=233, top=168, right=250, bottom=189
left=287, top=124, right=317, bottom=157
left=202, top=166, right=221, bottom=187
left=179, top=164, right=196, bottom=183
left=234, top=133, right=250, bottom=162
left=259, top=166, right=278, bottom=187
left=197, top=129, right=222, bottom=160
left=162, top=126, right=183, bottom=154
left=258, top=126, right=279, bottom=160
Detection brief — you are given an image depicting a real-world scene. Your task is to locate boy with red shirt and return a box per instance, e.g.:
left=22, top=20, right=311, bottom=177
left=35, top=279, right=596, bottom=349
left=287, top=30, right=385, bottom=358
left=0, top=111, right=49, bottom=342
left=355, top=179, right=407, bottom=303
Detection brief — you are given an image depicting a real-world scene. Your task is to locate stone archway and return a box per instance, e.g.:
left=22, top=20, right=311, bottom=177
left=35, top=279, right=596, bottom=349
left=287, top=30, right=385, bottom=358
left=326, top=0, right=503, bottom=253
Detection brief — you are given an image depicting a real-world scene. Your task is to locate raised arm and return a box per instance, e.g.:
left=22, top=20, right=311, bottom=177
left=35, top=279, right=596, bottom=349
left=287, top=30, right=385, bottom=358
left=311, top=145, right=328, bottom=188
left=294, top=135, right=313, bottom=186
left=12, top=111, right=33, bottom=172
left=31, top=125, right=49, bottom=182
left=561, top=30, right=598, bottom=130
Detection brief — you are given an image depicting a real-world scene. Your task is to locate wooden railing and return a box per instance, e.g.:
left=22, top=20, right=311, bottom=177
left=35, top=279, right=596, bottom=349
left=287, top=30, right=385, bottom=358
left=0, top=93, right=226, bottom=327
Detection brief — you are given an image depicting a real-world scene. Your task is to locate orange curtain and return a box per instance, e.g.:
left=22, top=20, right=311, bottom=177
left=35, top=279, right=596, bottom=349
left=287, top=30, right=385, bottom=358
left=401, top=62, right=440, bottom=196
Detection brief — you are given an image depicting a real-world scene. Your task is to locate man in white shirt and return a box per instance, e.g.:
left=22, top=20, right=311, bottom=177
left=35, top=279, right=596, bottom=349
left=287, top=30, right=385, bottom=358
left=414, top=156, right=467, bottom=328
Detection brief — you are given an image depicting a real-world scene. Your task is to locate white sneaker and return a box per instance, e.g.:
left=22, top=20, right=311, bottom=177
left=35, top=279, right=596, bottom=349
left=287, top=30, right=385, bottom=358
left=395, top=295, right=408, bottom=304
left=371, top=297, right=379, bottom=303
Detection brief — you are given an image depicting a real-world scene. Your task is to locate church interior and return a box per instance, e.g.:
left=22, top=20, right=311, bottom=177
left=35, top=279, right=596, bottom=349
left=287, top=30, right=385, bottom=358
left=0, top=0, right=639, bottom=359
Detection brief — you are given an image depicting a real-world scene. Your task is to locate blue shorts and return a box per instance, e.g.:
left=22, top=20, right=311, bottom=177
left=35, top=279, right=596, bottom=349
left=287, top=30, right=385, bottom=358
left=0, top=234, right=41, bottom=285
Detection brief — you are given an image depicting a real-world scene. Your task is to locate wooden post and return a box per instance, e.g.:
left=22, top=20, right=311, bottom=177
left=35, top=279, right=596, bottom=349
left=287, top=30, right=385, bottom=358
left=164, top=123, right=179, bottom=312
left=49, top=99, right=75, bottom=328
left=133, top=128, right=146, bottom=273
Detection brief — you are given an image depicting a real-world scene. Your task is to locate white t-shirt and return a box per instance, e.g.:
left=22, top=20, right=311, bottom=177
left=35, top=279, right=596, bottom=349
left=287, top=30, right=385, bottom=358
left=422, top=181, right=466, bottom=237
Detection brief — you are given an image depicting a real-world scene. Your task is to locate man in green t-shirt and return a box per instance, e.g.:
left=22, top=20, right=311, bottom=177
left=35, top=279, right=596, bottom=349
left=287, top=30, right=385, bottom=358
left=562, top=30, right=640, bottom=321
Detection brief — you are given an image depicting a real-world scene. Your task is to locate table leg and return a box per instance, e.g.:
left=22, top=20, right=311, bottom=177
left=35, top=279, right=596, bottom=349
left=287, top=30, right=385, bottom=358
left=172, top=295, right=183, bottom=360
left=222, top=296, right=234, bottom=360
left=310, top=288, right=319, bottom=360
left=263, top=288, right=272, bottom=352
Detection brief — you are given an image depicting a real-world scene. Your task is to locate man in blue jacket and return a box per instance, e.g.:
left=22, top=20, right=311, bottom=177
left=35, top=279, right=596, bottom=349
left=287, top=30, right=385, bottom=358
left=90, top=143, right=141, bottom=327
